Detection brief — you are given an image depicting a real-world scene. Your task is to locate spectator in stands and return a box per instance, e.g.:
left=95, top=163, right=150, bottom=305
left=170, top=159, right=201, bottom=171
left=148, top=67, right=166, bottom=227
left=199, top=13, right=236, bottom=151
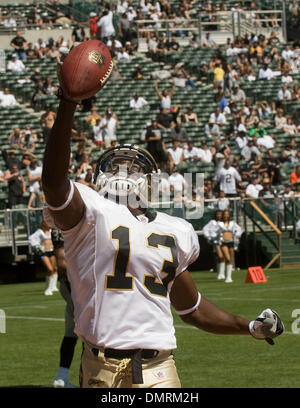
left=27, top=160, right=43, bottom=206
left=291, top=83, right=300, bottom=101
left=34, top=38, right=48, bottom=58
left=245, top=174, right=263, bottom=198
left=282, top=117, right=299, bottom=135
left=170, top=123, right=187, bottom=143
left=213, top=63, right=225, bottom=89
left=40, top=106, right=56, bottom=143
left=156, top=108, right=174, bottom=129
left=4, top=164, right=26, bottom=208
left=204, top=118, right=220, bottom=139
left=230, top=85, right=246, bottom=103
left=1, top=149, right=21, bottom=171
left=146, top=32, right=158, bottom=61
left=98, top=107, right=119, bottom=148
left=290, top=165, right=300, bottom=185
left=26, top=43, right=40, bottom=60
left=10, top=31, right=28, bottom=61
left=8, top=127, right=22, bottom=148
left=201, top=32, right=217, bottom=48
left=166, top=35, right=181, bottom=52
left=116, top=46, right=131, bottom=62
left=184, top=105, right=199, bottom=124
left=258, top=63, right=274, bottom=81
left=145, top=119, right=168, bottom=169
left=263, top=151, right=281, bottom=185
left=27, top=6, right=43, bottom=26
left=183, top=140, right=199, bottom=162
left=172, top=63, right=196, bottom=89
left=72, top=22, right=86, bottom=43
left=19, top=129, right=37, bottom=153
left=197, top=141, right=213, bottom=164
left=249, top=41, right=264, bottom=64
left=31, top=79, right=47, bottom=110
left=30, top=67, right=43, bottom=84
left=132, top=65, right=144, bottom=81
left=256, top=131, right=276, bottom=152
left=76, top=154, right=93, bottom=181
left=0, top=88, right=17, bottom=107
left=275, top=108, right=287, bottom=129
left=43, top=77, right=58, bottom=96
left=129, top=92, right=149, bottom=111
left=7, top=54, right=26, bottom=74
left=277, top=84, right=292, bottom=102
left=280, top=144, right=298, bottom=164
left=92, top=119, right=103, bottom=149
left=85, top=106, right=102, bottom=127
left=3, top=14, right=17, bottom=29
left=89, top=12, right=99, bottom=39
left=198, top=61, right=209, bottom=83
left=209, top=107, right=227, bottom=127
left=154, top=80, right=176, bottom=111
left=97, top=7, right=115, bottom=41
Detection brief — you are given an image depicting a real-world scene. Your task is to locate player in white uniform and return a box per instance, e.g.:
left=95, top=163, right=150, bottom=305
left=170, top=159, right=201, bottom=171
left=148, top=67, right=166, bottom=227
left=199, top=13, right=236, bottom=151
left=40, top=78, right=284, bottom=387
left=214, top=158, right=241, bottom=196
left=202, top=210, right=224, bottom=279
left=217, top=210, right=243, bottom=283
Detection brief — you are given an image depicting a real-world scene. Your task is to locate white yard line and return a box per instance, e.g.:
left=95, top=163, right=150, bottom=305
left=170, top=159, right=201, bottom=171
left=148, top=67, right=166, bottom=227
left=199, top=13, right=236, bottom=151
left=4, top=317, right=298, bottom=336
left=6, top=316, right=64, bottom=322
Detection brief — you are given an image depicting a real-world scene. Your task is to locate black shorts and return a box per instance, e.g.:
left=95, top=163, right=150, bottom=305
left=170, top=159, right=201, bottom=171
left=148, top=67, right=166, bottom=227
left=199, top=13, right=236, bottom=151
left=32, top=247, right=54, bottom=258
left=222, top=241, right=234, bottom=248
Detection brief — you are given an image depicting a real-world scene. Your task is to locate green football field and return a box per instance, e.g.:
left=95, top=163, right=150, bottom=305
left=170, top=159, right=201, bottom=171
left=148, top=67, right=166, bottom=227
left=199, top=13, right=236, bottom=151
left=0, top=268, right=299, bottom=388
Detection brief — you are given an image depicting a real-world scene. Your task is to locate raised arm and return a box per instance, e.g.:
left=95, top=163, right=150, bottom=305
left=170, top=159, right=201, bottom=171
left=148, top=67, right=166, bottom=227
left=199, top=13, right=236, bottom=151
left=41, top=97, right=85, bottom=231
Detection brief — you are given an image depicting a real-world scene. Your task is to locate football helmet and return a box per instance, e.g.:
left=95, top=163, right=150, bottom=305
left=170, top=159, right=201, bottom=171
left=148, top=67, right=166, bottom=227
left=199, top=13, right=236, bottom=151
left=93, top=144, right=159, bottom=207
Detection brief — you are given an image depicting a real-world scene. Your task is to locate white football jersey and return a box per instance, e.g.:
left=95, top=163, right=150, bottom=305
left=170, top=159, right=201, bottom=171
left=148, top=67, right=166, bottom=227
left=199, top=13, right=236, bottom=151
left=44, top=182, right=199, bottom=350
left=215, top=166, right=241, bottom=194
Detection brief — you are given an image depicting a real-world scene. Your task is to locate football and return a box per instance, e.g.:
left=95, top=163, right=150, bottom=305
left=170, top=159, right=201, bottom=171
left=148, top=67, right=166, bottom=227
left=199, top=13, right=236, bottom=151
left=60, top=40, right=113, bottom=100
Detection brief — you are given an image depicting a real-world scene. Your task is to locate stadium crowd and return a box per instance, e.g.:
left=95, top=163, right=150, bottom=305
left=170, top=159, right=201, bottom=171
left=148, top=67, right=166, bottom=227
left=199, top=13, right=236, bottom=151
left=0, top=0, right=299, bottom=230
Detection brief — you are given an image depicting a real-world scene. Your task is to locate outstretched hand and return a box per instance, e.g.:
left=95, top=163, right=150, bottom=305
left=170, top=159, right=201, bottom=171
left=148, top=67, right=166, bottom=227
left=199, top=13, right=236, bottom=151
left=249, top=308, right=284, bottom=345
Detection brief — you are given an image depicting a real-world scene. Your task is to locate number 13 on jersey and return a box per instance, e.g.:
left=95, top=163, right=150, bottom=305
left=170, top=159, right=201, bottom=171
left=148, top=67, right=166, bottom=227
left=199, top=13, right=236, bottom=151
left=106, top=226, right=178, bottom=297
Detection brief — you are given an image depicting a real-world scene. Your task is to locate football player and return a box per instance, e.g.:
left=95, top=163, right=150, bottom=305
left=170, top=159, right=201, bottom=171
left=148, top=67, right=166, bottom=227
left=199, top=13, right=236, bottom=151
left=51, top=229, right=77, bottom=388
left=41, top=84, right=284, bottom=388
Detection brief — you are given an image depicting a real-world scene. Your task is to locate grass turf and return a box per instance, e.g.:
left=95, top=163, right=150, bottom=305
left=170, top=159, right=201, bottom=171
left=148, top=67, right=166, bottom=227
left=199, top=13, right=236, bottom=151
left=0, top=268, right=298, bottom=388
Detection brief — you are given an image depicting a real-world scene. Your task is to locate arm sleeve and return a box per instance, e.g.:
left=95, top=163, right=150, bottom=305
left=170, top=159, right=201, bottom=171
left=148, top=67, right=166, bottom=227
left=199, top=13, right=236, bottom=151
left=28, top=230, right=42, bottom=247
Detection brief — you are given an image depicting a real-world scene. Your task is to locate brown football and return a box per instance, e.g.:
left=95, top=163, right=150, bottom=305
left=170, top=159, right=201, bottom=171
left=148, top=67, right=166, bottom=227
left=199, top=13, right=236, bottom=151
left=60, top=40, right=113, bottom=100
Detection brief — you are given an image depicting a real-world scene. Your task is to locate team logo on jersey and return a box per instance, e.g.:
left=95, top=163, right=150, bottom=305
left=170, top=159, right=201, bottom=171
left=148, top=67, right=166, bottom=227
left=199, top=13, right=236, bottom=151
left=153, top=370, right=166, bottom=379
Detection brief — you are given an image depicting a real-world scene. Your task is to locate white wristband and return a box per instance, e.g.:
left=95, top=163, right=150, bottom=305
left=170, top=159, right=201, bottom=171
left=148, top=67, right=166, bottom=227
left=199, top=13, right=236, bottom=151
left=176, top=292, right=201, bottom=316
left=46, top=181, right=74, bottom=211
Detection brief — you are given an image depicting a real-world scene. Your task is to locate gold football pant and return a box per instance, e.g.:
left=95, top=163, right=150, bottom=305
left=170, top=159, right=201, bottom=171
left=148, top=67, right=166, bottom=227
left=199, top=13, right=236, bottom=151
left=80, top=344, right=181, bottom=388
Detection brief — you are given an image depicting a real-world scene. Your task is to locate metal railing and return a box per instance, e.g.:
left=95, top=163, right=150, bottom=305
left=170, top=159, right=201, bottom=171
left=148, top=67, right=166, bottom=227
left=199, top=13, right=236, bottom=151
left=0, top=194, right=298, bottom=265
left=135, top=7, right=286, bottom=51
